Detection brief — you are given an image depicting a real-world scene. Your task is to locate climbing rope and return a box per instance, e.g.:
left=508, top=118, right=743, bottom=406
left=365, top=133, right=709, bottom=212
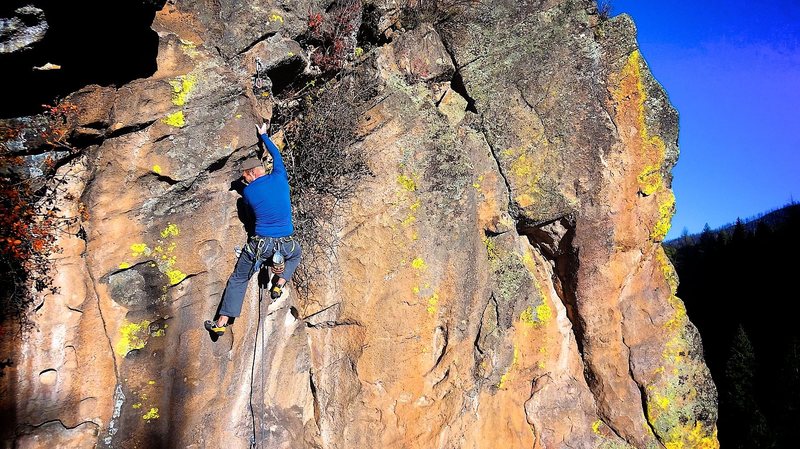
left=249, top=281, right=267, bottom=449
left=248, top=283, right=260, bottom=448
left=260, top=281, right=267, bottom=448
left=248, top=246, right=285, bottom=448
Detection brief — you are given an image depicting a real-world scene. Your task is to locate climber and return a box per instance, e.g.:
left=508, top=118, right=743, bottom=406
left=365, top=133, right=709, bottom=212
left=205, top=122, right=302, bottom=336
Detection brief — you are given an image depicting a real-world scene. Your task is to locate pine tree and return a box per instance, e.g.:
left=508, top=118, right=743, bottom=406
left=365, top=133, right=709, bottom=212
left=723, top=325, right=774, bottom=448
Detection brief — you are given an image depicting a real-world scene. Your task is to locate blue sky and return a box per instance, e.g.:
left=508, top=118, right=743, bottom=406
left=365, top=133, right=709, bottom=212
left=609, top=0, right=800, bottom=238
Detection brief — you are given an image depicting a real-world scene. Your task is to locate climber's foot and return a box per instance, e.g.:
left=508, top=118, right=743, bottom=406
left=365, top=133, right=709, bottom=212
left=270, top=279, right=286, bottom=300
left=204, top=320, right=227, bottom=336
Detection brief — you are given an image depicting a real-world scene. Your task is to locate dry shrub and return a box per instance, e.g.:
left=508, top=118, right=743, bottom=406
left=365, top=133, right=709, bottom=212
left=272, top=72, right=379, bottom=300
left=400, top=0, right=480, bottom=28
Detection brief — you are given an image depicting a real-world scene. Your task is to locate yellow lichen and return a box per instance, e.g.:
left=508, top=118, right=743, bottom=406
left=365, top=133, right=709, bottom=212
left=536, top=302, right=552, bottom=323
left=613, top=51, right=668, bottom=197
left=519, top=302, right=552, bottom=328
left=510, top=152, right=534, bottom=179
left=498, top=346, right=520, bottom=389
left=160, top=223, right=179, bottom=238
left=129, top=225, right=186, bottom=287
left=148, top=380, right=156, bottom=385
left=664, top=295, right=688, bottom=331
left=651, top=190, right=676, bottom=241
left=118, top=262, right=131, bottom=269
left=142, top=407, right=160, bottom=420
left=411, top=258, right=427, bottom=270
left=638, top=164, right=663, bottom=197
left=483, top=236, right=499, bottom=261
left=269, top=13, right=284, bottom=23
left=354, top=47, right=364, bottom=58
left=179, top=39, right=199, bottom=58
left=162, top=111, right=185, bottom=127
left=520, top=306, right=535, bottom=326
left=166, top=269, right=186, bottom=285
left=132, top=403, right=142, bottom=409
left=116, top=320, right=152, bottom=356
left=473, top=175, right=484, bottom=190
left=402, top=214, right=416, bottom=227
left=426, top=292, right=439, bottom=316
left=664, top=423, right=719, bottom=449
left=397, top=174, right=416, bottom=192
left=152, top=165, right=162, bottom=175
left=515, top=193, right=534, bottom=208
left=656, top=246, right=679, bottom=295
left=169, top=74, right=197, bottom=107
left=592, top=420, right=602, bottom=434
left=130, top=243, right=149, bottom=257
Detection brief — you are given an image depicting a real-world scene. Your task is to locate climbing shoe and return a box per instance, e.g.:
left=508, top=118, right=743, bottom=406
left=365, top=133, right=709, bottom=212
left=270, top=283, right=284, bottom=300
left=204, top=320, right=227, bottom=336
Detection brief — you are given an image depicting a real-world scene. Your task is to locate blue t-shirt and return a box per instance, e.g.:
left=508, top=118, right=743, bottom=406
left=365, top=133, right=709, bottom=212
left=242, top=134, right=294, bottom=237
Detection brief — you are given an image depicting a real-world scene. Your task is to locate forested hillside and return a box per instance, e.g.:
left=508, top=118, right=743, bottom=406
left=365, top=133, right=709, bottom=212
left=667, top=203, right=800, bottom=448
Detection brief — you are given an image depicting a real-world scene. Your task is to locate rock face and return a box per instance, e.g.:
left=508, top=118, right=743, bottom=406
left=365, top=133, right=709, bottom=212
left=0, top=1, right=719, bottom=448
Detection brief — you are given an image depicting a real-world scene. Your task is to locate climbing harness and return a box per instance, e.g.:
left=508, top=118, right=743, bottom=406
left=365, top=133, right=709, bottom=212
left=245, top=235, right=296, bottom=277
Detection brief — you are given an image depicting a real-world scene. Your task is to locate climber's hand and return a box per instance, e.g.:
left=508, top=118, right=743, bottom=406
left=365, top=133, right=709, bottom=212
left=256, top=122, right=269, bottom=135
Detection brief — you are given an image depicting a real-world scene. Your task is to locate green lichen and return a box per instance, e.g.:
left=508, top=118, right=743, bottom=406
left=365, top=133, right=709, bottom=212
left=483, top=236, right=499, bottom=261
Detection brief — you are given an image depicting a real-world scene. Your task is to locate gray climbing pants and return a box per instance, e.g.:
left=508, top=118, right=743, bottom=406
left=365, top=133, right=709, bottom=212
left=218, top=235, right=301, bottom=318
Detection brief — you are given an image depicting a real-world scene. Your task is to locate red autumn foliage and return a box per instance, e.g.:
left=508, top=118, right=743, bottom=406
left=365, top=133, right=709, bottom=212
left=307, top=0, right=362, bottom=73
left=0, top=100, right=82, bottom=325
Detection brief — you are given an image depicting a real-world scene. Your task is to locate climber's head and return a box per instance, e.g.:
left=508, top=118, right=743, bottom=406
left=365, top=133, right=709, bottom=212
left=241, top=158, right=266, bottom=183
